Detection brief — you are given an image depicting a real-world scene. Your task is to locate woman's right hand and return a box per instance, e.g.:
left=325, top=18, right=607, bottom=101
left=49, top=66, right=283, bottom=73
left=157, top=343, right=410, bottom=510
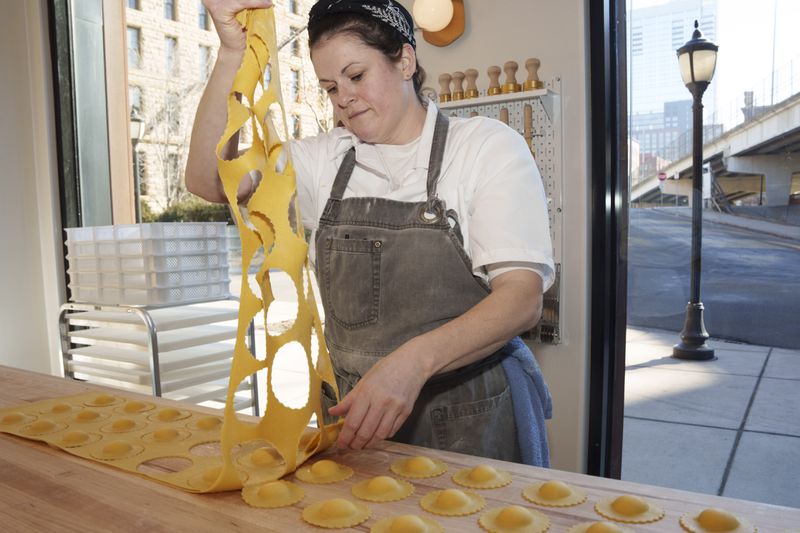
left=203, top=0, right=274, bottom=53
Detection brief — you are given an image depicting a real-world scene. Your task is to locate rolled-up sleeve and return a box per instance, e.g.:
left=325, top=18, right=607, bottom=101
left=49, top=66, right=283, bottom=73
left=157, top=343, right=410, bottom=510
left=467, top=124, right=555, bottom=291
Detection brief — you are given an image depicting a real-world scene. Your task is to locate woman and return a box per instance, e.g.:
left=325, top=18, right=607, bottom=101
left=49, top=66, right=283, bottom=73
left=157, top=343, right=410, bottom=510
left=187, top=0, right=554, bottom=465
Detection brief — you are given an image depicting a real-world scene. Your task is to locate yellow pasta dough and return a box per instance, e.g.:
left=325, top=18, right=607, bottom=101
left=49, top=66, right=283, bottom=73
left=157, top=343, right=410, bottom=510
left=453, top=464, right=512, bottom=489
left=391, top=456, right=448, bottom=479
left=242, top=480, right=304, bottom=508
left=522, top=480, right=587, bottom=507
left=294, top=458, right=353, bottom=484
left=352, top=475, right=414, bottom=502
left=595, top=494, right=664, bottom=524
left=420, top=488, right=486, bottom=516
left=566, top=521, right=635, bottom=533
left=302, top=498, right=371, bottom=529
left=479, top=505, right=551, bottom=533
left=370, top=514, right=444, bottom=533
left=679, top=508, right=755, bottom=533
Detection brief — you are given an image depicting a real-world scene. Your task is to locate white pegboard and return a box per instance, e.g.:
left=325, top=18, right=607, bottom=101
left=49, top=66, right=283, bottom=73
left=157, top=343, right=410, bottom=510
left=440, top=78, right=563, bottom=344
left=439, top=78, right=563, bottom=265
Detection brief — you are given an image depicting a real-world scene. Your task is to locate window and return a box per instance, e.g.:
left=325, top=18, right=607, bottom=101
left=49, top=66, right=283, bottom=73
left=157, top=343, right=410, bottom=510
left=290, top=27, right=301, bottom=57
left=198, top=1, right=210, bottom=30
left=164, top=0, right=176, bottom=20
left=127, top=0, right=140, bottom=9
left=289, top=68, right=300, bottom=102
left=129, top=85, right=143, bottom=114
left=288, top=0, right=299, bottom=15
left=199, top=45, right=211, bottom=80
left=165, top=36, right=178, bottom=75
left=166, top=91, right=181, bottom=135
left=291, top=114, right=301, bottom=139
left=127, top=27, right=141, bottom=69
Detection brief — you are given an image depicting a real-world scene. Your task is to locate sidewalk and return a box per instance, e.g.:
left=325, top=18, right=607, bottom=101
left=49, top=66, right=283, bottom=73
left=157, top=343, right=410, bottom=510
left=652, top=206, right=800, bottom=240
left=623, top=326, right=800, bottom=508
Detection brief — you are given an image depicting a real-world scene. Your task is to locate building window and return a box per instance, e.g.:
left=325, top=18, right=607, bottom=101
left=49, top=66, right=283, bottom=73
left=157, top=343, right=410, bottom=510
left=199, top=45, right=211, bottom=80
left=129, top=85, right=143, bottom=114
left=291, top=115, right=301, bottom=139
left=165, top=36, right=178, bottom=75
left=127, top=0, right=140, bottom=9
left=290, top=27, right=301, bottom=57
left=288, top=0, right=299, bottom=15
left=166, top=91, right=182, bottom=135
left=127, top=27, right=141, bottom=69
left=164, top=0, right=176, bottom=20
left=289, top=68, right=300, bottom=103
left=198, top=1, right=210, bottom=30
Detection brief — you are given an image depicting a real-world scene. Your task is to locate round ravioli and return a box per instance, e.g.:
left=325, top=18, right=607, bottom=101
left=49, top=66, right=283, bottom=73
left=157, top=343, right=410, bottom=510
left=1, top=411, right=35, bottom=426
left=237, top=446, right=285, bottom=469
left=42, top=403, right=78, bottom=416
left=141, top=427, right=192, bottom=443
left=420, top=488, right=485, bottom=517
left=242, top=480, right=304, bottom=508
left=72, top=410, right=109, bottom=423
left=453, top=465, right=512, bottom=489
left=679, top=508, right=755, bottom=533
left=567, top=521, right=635, bottom=533
left=148, top=407, right=191, bottom=422
left=595, top=495, right=664, bottom=524
left=370, top=514, right=444, bottom=533
left=100, top=418, right=147, bottom=433
left=188, top=415, right=223, bottom=431
left=522, top=480, right=587, bottom=507
left=295, top=459, right=353, bottom=484
left=117, top=400, right=155, bottom=414
left=21, top=419, right=67, bottom=436
left=391, top=456, right=448, bottom=479
left=352, top=475, right=414, bottom=502
left=90, top=440, right=144, bottom=461
left=479, top=505, right=550, bottom=533
left=84, top=394, right=122, bottom=407
left=187, top=464, right=240, bottom=490
left=58, top=430, right=102, bottom=448
left=302, top=498, right=371, bottom=529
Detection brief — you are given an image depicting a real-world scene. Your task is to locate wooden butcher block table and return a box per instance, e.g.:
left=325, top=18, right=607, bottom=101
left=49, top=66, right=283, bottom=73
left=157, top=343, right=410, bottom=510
left=1, top=365, right=798, bottom=532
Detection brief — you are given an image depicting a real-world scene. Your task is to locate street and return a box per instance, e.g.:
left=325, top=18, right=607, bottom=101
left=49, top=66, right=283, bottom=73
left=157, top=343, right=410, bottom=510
left=627, top=208, right=800, bottom=349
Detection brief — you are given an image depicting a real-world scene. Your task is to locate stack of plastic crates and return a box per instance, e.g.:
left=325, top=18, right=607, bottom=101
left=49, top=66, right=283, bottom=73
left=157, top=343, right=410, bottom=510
left=65, top=222, right=230, bottom=306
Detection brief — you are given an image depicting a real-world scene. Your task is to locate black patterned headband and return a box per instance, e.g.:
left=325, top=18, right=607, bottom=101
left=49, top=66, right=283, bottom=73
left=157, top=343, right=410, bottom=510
left=309, top=0, right=416, bottom=49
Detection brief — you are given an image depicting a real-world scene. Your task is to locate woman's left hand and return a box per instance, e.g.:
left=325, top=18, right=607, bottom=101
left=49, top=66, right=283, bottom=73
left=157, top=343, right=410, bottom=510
left=327, top=340, right=431, bottom=450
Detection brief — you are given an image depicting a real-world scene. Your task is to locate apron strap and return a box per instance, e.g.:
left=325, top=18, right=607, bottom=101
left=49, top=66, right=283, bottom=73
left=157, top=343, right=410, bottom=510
left=426, top=111, right=450, bottom=201
left=328, top=147, right=357, bottom=201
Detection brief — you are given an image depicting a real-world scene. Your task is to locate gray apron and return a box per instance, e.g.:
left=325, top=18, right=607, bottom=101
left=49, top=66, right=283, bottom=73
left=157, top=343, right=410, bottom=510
left=315, top=112, right=521, bottom=462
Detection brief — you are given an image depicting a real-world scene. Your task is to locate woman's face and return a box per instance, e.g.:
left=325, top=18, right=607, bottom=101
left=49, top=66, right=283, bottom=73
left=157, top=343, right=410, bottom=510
left=312, top=33, right=418, bottom=144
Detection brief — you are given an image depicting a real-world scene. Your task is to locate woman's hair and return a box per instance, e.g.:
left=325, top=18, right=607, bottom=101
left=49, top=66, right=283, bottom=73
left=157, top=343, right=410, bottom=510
left=308, top=13, right=427, bottom=104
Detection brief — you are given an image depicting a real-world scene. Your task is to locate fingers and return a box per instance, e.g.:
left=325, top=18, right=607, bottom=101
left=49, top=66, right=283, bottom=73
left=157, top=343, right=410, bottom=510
left=333, top=396, right=368, bottom=449
left=365, top=411, right=401, bottom=449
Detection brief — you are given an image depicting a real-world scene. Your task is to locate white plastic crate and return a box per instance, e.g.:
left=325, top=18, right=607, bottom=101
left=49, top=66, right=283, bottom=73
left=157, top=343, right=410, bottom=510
left=68, top=267, right=229, bottom=289
left=66, top=236, right=227, bottom=257
left=69, top=281, right=230, bottom=306
left=67, top=251, right=230, bottom=273
left=65, top=222, right=228, bottom=242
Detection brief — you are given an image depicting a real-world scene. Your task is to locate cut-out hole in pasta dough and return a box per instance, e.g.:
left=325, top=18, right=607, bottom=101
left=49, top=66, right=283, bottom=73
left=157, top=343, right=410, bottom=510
left=137, top=457, right=194, bottom=475
left=265, top=269, right=298, bottom=337
left=288, top=191, right=299, bottom=235
left=190, top=441, right=222, bottom=457
left=270, top=341, right=310, bottom=409
left=268, top=102, right=287, bottom=143
left=247, top=247, right=267, bottom=302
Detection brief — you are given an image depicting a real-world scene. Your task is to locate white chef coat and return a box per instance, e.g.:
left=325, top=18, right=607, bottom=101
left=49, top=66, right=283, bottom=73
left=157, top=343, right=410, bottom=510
left=287, top=101, right=555, bottom=291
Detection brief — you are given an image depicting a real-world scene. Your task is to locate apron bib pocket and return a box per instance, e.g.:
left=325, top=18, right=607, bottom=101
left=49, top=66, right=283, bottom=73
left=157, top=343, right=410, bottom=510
left=322, top=237, right=382, bottom=329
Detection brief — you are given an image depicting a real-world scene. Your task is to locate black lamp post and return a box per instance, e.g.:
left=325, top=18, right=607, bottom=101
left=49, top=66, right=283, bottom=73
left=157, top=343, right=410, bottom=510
left=673, top=21, right=717, bottom=360
left=130, top=109, right=145, bottom=223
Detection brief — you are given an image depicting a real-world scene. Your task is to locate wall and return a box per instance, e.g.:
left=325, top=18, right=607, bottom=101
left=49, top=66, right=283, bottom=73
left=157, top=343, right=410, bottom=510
left=0, top=0, right=64, bottom=374
left=399, top=0, right=591, bottom=472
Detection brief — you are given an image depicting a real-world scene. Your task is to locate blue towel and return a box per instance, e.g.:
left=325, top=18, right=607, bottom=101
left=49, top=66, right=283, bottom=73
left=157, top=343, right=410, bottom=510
left=500, top=336, right=553, bottom=467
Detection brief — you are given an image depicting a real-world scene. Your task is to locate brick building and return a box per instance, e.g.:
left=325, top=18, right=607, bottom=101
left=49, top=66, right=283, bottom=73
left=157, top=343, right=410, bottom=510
left=125, top=0, right=330, bottom=214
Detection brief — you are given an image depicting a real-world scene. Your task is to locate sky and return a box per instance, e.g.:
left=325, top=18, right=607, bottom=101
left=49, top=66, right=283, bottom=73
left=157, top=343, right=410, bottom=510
left=631, top=0, right=800, bottom=127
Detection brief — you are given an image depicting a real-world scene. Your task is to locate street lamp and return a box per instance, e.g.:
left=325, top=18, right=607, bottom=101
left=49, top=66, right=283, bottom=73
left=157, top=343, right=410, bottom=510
left=129, top=108, right=145, bottom=223
left=673, top=20, right=718, bottom=361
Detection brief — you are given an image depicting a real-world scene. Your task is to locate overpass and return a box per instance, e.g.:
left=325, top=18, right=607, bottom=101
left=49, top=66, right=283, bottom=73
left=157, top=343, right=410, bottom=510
left=632, top=91, right=800, bottom=207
